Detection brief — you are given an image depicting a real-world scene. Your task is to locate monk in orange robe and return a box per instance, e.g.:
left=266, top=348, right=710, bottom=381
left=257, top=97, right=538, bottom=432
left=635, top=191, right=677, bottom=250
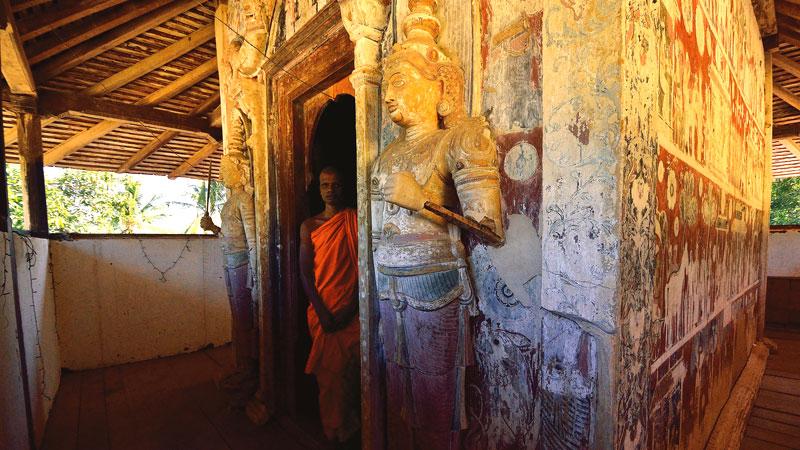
left=299, top=167, right=360, bottom=444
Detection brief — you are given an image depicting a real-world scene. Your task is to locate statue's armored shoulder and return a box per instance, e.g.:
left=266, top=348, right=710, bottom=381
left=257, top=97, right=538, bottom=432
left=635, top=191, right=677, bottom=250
left=445, top=117, right=498, bottom=170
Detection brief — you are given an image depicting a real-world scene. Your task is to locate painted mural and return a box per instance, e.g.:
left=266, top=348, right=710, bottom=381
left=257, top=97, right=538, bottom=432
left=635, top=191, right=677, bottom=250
left=464, top=2, right=544, bottom=449
left=276, top=0, right=768, bottom=448
left=619, top=0, right=767, bottom=448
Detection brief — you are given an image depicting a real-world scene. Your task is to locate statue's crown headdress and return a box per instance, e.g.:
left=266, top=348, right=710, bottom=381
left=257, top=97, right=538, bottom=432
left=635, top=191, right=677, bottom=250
left=387, top=0, right=451, bottom=68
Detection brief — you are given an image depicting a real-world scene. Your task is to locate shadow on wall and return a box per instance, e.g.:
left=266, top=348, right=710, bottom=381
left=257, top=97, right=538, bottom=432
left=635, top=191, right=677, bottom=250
left=50, top=237, right=231, bottom=370
left=0, top=234, right=61, bottom=449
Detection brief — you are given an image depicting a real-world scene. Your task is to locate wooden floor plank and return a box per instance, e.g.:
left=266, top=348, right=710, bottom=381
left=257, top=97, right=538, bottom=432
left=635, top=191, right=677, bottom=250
left=40, top=371, right=82, bottom=450
left=42, top=347, right=314, bottom=450
left=741, top=436, right=793, bottom=450
left=751, top=407, right=800, bottom=428
left=756, top=390, right=800, bottom=416
left=763, top=374, right=800, bottom=397
left=767, top=369, right=800, bottom=381
left=77, top=368, right=110, bottom=450
left=746, top=425, right=800, bottom=448
left=749, top=416, right=800, bottom=438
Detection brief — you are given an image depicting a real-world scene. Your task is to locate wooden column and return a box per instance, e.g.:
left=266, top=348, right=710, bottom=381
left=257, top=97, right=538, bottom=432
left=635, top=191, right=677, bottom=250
left=337, top=1, right=389, bottom=448
left=14, top=97, right=48, bottom=233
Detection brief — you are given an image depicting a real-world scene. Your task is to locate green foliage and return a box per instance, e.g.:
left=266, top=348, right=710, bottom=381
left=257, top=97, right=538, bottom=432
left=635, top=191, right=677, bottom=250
left=170, top=180, right=226, bottom=233
left=5, top=165, right=165, bottom=233
left=771, top=176, right=800, bottom=225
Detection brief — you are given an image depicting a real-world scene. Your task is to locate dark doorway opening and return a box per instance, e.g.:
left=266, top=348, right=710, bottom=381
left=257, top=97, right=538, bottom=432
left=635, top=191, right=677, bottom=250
left=293, top=93, right=358, bottom=436
left=307, top=94, right=357, bottom=214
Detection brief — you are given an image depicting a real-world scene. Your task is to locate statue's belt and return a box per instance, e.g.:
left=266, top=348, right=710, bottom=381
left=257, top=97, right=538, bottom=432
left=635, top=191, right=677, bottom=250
left=377, top=263, right=470, bottom=312
left=223, top=250, right=249, bottom=269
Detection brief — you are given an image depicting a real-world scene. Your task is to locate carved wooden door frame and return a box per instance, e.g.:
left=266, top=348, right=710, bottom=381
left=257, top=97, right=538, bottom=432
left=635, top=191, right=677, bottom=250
left=264, top=3, right=355, bottom=418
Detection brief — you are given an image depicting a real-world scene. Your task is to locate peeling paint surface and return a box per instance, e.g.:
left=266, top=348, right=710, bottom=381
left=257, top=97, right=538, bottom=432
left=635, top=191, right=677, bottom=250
left=617, top=0, right=767, bottom=448
left=542, top=0, right=621, bottom=333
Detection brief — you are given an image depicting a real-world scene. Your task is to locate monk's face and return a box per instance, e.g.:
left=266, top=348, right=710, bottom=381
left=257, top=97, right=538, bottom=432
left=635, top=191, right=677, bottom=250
left=319, top=171, right=343, bottom=208
left=383, top=61, right=439, bottom=128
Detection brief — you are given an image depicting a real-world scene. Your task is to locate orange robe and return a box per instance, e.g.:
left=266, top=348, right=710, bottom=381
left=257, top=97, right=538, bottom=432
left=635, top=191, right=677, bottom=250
left=305, top=208, right=360, bottom=441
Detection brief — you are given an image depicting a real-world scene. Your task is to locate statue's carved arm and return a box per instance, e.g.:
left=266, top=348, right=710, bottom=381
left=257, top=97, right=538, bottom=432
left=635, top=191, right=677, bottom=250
left=239, top=193, right=259, bottom=282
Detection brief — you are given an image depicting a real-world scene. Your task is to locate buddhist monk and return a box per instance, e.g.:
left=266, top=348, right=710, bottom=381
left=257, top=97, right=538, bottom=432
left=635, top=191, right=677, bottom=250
left=299, top=166, right=360, bottom=444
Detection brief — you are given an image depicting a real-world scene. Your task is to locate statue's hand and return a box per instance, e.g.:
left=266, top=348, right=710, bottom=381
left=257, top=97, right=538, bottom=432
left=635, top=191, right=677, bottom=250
left=384, top=172, right=426, bottom=211
left=200, top=214, right=220, bottom=234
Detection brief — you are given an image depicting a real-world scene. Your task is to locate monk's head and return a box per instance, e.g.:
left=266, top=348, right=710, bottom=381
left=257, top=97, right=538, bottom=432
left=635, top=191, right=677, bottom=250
left=319, top=166, right=344, bottom=208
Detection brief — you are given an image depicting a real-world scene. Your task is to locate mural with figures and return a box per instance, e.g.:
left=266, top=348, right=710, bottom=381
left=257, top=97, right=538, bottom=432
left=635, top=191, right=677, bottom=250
left=465, top=2, right=544, bottom=449
left=618, top=0, right=767, bottom=448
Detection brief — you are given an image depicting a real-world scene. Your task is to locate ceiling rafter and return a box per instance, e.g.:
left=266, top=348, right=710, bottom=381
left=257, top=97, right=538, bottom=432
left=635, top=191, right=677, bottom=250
left=168, top=138, right=219, bottom=179
left=17, top=0, right=127, bottom=42
left=118, top=92, right=220, bottom=173
left=33, top=0, right=201, bottom=84
left=82, top=24, right=214, bottom=97
left=37, top=91, right=215, bottom=135
left=25, top=0, right=175, bottom=66
left=43, top=56, right=219, bottom=166
left=0, top=0, right=35, bottom=95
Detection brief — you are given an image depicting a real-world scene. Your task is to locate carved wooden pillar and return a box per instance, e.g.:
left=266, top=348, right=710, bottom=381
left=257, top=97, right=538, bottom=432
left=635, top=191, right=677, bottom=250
left=11, top=95, right=48, bottom=233
left=337, top=1, right=388, bottom=448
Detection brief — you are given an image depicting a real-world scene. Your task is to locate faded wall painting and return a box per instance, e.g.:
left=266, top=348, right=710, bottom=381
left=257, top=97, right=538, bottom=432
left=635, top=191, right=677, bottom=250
left=645, top=0, right=766, bottom=448
left=376, top=0, right=545, bottom=448
left=466, top=2, right=544, bottom=449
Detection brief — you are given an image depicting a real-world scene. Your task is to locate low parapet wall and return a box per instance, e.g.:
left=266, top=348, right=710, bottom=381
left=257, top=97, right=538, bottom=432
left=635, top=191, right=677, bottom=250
left=51, top=235, right=231, bottom=370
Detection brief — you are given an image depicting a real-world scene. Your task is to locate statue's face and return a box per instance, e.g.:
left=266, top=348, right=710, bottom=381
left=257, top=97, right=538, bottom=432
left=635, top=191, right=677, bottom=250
left=319, top=171, right=344, bottom=207
left=383, top=61, right=440, bottom=128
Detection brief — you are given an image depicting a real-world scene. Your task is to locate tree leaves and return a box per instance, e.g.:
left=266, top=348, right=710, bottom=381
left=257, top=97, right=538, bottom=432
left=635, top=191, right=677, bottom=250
left=771, top=177, right=800, bottom=225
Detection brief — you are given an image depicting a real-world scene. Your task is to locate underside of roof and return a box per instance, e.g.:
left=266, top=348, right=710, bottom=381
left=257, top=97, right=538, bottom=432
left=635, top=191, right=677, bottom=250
left=1, top=0, right=221, bottom=180
left=773, top=1, right=800, bottom=179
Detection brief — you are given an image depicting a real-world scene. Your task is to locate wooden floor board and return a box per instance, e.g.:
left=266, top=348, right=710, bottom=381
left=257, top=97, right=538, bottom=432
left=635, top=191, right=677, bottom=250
left=744, top=328, right=800, bottom=450
left=41, top=346, right=310, bottom=450
left=77, top=368, right=111, bottom=450
left=751, top=407, right=800, bottom=428
left=762, top=374, right=800, bottom=396
left=41, top=371, right=82, bottom=450
left=741, top=436, right=793, bottom=450
left=749, top=416, right=800, bottom=438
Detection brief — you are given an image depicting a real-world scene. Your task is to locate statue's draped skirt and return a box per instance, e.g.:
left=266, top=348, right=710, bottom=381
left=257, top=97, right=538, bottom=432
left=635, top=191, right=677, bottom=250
left=223, top=257, right=257, bottom=369
left=379, top=275, right=472, bottom=450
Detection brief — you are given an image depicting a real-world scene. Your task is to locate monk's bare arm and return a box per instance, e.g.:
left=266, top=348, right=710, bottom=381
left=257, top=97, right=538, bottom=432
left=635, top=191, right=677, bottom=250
left=299, top=220, right=337, bottom=333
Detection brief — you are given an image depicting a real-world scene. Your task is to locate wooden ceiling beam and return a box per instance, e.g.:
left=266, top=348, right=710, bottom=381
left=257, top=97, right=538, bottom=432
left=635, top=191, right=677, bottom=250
left=37, top=91, right=215, bottom=135
left=26, top=0, right=174, bottom=66
left=43, top=120, right=123, bottom=166
left=116, top=130, right=178, bottom=173
left=780, top=138, right=800, bottom=161
left=168, top=139, right=219, bottom=179
left=17, top=0, right=127, bottom=42
left=773, top=122, right=800, bottom=138
left=778, top=1, right=800, bottom=22
left=11, top=0, right=50, bottom=13
left=193, top=92, right=221, bottom=116
left=33, top=0, right=199, bottom=84
left=138, top=58, right=217, bottom=106
left=82, top=24, right=214, bottom=97
left=0, top=0, right=35, bottom=95
left=118, top=92, right=222, bottom=173
left=773, top=52, right=800, bottom=79
left=773, top=82, right=800, bottom=111
left=41, top=55, right=219, bottom=166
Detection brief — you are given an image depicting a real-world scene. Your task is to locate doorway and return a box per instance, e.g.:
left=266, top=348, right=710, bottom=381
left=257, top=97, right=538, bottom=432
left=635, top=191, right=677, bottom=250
left=293, top=91, right=358, bottom=430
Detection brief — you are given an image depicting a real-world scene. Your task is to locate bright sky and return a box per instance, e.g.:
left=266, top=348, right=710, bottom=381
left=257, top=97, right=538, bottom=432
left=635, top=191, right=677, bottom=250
left=43, top=167, right=222, bottom=234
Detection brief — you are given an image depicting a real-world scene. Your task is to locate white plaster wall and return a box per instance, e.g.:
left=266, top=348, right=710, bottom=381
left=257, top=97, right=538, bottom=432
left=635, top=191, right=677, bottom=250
left=15, top=236, right=60, bottom=445
left=51, top=236, right=230, bottom=370
left=768, top=229, right=800, bottom=277
left=0, top=234, right=61, bottom=449
left=0, top=232, right=29, bottom=450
